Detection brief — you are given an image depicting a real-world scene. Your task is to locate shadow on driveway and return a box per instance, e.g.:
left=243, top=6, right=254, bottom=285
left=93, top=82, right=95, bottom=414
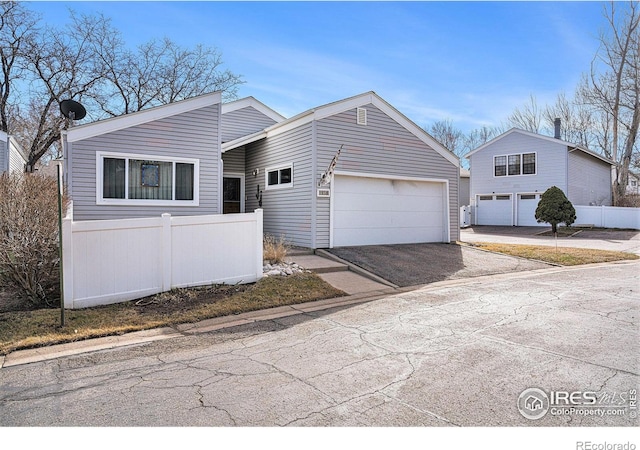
left=328, top=243, right=552, bottom=287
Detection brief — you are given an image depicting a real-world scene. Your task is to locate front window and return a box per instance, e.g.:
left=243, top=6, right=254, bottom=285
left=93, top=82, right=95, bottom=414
left=265, top=164, right=293, bottom=190
left=98, top=152, right=198, bottom=205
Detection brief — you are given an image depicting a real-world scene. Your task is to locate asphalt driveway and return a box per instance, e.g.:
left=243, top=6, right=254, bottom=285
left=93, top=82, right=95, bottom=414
left=328, top=243, right=551, bottom=287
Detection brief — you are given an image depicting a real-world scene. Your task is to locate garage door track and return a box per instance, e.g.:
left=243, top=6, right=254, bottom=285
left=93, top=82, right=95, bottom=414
left=328, top=243, right=552, bottom=287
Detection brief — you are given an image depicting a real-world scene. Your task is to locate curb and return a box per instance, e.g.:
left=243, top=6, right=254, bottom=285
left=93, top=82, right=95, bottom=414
left=1, top=288, right=396, bottom=369
left=3, top=259, right=637, bottom=369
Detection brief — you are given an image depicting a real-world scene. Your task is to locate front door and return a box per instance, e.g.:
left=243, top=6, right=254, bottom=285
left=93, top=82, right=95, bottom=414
left=223, top=177, right=242, bottom=214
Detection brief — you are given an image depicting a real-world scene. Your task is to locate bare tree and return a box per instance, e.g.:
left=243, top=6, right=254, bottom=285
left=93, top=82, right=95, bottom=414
left=428, top=119, right=464, bottom=158
left=4, top=5, right=244, bottom=169
left=19, top=11, right=106, bottom=170
left=580, top=1, right=640, bottom=204
left=91, top=35, right=243, bottom=117
left=543, top=92, right=595, bottom=148
left=0, top=1, right=38, bottom=133
left=506, top=94, right=543, bottom=133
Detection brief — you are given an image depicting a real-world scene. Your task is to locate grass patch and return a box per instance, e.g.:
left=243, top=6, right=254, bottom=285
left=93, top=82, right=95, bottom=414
left=471, top=243, right=639, bottom=266
left=0, top=273, right=345, bottom=356
left=535, top=227, right=582, bottom=237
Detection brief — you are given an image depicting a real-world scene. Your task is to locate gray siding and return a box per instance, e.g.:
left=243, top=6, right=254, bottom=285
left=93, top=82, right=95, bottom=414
left=244, top=123, right=314, bottom=248
left=222, top=147, right=245, bottom=174
left=70, top=103, right=221, bottom=220
left=568, top=151, right=612, bottom=206
left=459, top=176, right=470, bottom=207
left=0, top=138, right=7, bottom=172
left=8, top=139, right=26, bottom=173
left=470, top=132, right=568, bottom=202
left=221, top=106, right=278, bottom=143
left=315, top=104, right=459, bottom=247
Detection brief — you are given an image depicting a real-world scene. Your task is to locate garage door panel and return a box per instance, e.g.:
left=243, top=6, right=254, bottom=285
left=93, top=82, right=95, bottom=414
left=476, top=195, right=512, bottom=226
left=334, top=226, right=444, bottom=247
left=517, top=194, right=543, bottom=226
left=333, top=175, right=446, bottom=247
left=334, top=210, right=443, bottom=229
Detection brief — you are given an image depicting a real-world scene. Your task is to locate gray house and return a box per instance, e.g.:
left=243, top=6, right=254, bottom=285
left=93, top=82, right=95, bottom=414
left=63, top=91, right=460, bottom=248
left=0, top=131, right=27, bottom=174
left=465, top=127, right=613, bottom=226
left=223, top=91, right=459, bottom=248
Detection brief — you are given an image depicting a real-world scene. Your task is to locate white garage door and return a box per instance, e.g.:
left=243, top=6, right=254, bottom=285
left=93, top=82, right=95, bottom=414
left=332, top=175, right=446, bottom=247
left=476, top=194, right=513, bottom=226
left=517, top=193, right=543, bottom=226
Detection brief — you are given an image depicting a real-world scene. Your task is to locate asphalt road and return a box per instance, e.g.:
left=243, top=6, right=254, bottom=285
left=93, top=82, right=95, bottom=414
left=1, top=261, right=638, bottom=427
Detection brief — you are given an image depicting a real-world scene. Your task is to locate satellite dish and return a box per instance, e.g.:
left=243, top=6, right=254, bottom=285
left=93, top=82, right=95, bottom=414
left=59, top=99, right=86, bottom=121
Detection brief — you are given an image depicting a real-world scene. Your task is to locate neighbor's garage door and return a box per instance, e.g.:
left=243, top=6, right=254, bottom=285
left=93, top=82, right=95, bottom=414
left=476, top=194, right=513, bottom=225
left=517, top=193, right=542, bottom=226
left=332, top=175, right=446, bottom=247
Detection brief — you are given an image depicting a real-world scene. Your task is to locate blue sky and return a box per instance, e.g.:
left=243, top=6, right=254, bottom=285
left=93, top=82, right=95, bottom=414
left=27, top=1, right=608, bottom=133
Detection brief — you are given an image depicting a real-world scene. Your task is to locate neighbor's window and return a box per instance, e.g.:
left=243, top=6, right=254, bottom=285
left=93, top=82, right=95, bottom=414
left=523, top=153, right=536, bottom=174
left=494, top=156, right=507, bottom=177
left=494, top=152, right=536, bottom=177
left=508, top=154, right=521, bottom=176
left=265, top=164, right=293, bottom=190
left=98, top=152, right=198, bottom=205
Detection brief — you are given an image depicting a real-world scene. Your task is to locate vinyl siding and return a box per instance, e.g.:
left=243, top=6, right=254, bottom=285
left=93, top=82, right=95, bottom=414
left=244, top=123, right=314, bottom=248
left=221, top=106, right=278, bottom=143
left=568, top=151, right=612, bottom=206
left=470, top=132, right=568, bottom=211
left=0, top=138, right=7, bottom=172
left=69, top=103, right=221, bottom=220
left=315, top=104, right=459, bottom=247
left=8, top=139, right=26, bottom=173
left=222, top=147, right=245, bottom=174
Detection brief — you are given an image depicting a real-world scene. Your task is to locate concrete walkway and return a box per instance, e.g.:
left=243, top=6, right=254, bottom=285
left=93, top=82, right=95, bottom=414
left=285, top=252, right=395, bottom=295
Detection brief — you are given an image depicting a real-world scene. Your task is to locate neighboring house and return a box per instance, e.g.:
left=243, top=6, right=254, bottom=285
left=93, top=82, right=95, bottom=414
left=63, top=91, right=460, bottom=248
left=626, top=171, right=639, bottom=195
left=459, top=168, right=470, bottom=207
left=465, top=127, right=613, bottom=226
left=0, top=131, right=27, bottom=174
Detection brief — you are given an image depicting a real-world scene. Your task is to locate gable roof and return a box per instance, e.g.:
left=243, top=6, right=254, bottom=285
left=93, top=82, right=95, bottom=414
left=65, top=91, right=222, bottom=143
left=222, top=96, right=286, bottom=122
left=464, top=127, right=613, bottom=166
left=222, top=91, right=459, bottom=166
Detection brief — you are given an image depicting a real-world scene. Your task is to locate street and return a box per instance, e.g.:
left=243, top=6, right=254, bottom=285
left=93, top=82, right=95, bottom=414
left=1, top=261, right=638, bottom=427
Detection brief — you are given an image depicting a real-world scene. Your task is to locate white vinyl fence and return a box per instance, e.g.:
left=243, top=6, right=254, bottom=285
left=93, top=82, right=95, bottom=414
left=62, top=208, right=263, bottom=309
left=574, top=205, right=640, bottom=230
left=460, top=205, right=471, bottom=228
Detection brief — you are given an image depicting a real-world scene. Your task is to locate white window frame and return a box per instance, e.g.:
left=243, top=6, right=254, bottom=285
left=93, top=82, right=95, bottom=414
left=493, top=152, right=537, bottom=177
left=96, top=151, right=200, bottom=206
left=264, top=163, right=294, bottom=191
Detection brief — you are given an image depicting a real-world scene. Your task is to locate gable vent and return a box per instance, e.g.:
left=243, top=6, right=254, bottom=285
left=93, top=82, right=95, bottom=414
left=357, top=107, right=367, bottom=125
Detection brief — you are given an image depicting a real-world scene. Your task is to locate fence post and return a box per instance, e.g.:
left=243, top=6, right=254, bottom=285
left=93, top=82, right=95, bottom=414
left=161, top=213, right=172, bottom=291
left=601, top=205, right=606, bottom=228
left=62, top=210, right=74, bottom=309
left=255, top=209, right=264, bottom=280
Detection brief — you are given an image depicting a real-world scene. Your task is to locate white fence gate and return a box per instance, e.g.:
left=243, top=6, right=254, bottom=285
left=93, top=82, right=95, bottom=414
left=574, top=205, right=640, bottom=230
left=460, top=205, right=471, bottom=228
left=62, top=208, right=263, bottom=309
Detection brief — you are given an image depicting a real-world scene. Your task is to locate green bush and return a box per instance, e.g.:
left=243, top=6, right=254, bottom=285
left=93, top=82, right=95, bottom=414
left=0, top=173, right=68, bottom=308
left=535, top=186, right=576, bottom=234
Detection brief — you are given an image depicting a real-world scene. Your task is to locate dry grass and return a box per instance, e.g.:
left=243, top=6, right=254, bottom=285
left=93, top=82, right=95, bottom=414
left=0, top=273, right=345, bottom=356
left=263, top=234, right=289, bottom=263
left=471, top=243, right=639, bottom=266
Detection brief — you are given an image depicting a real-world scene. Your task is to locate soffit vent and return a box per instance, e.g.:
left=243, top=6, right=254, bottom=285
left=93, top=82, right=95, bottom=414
left=357, top=107, right=367, bottom=125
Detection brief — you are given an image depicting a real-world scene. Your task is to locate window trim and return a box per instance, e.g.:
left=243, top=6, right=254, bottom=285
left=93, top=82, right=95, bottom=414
left=96, top=151, right=200, bottom=206
left=264, top=163, right=294, bottom=191
left=493, top=152, right=537, bottom=177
